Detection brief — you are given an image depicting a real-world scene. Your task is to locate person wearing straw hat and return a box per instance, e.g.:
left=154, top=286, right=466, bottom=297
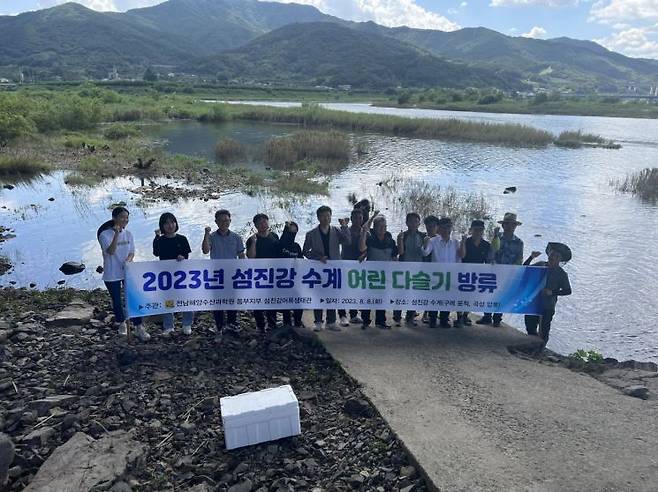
left=523, top=243, right=572, bottom=344
left=476, top=212, right=524, bottom=327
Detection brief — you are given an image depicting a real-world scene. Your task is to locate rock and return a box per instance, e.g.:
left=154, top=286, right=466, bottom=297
left=228, top=479, right=253, bottom=492
left=624, top=385, right=649, bottom=399
left=619, top=360, right=658, bottom=372
left=46, top=301, right=94, bottom=328
left=22, top=426, right=55, bottom=446
left=8, top=465, right=22, bottom=479
left=29, top=283, right=36, bottom=288
left=0, top=330, right=8, bottom=344
left=2, top=184, right=14, bottom=190
left=400, top=485, right=416, bottom=492
left=0, top=433, right=15, bottom=486
left=110, top=480, right=133, bottom=492
left=59, top=262, right=86, bottom=275
left=29, top=395, right=79, bottom=416
left=48, top=197, right=55, bottom=202
left=24, top=431, right=145, bottom=492
left=57, top=280, right=66, bottom=285
left=349, top=473, right=365, bottom=486
left=344, top=398, right=374, bottom=417
left=96, top=266, right=104, bottom=274
left=400, top=465, right=417, bottom=478
left=504, top=186, right=517, bottom=194
left=233, top=462, right=249, bottom=474
left=61, top=414, right=79, bottom=431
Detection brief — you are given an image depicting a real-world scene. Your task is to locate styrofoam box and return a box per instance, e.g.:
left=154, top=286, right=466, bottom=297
left=220, top=385, right=301, bottom=450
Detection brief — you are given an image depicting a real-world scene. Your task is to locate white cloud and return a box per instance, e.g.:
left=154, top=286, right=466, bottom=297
left=460, top=1, right=468, bottom=6
left=590, top=0, right=658, bottom=24
left=491, top=0, right=577, bottom=6
left=596, top=26, right=658, bottom=57
left=522, top=26, right=547, bottom=38
left=270, top=0, right=460, bottom=31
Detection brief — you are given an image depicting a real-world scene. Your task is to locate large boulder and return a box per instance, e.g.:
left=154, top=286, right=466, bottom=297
left=0, top=433, right=14, bottom=487
left=46, top=301, right=94, bottom=328
left=24, top=431, right=145, bottom=492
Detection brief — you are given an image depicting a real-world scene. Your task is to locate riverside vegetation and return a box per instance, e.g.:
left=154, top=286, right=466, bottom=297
left=613, top=167, right=658, bottom=202
left=0, top=85, right=618, bottom=191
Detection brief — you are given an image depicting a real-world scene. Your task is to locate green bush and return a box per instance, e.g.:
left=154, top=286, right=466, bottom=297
left=0, top=111, right=35, bottom=142
left=198, top=105, right=229, bottom=123
left=103, top=124, right=140, bottom=140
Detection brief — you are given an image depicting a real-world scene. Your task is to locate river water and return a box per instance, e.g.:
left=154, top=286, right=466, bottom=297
left=1, top=103, right=657, bottom=361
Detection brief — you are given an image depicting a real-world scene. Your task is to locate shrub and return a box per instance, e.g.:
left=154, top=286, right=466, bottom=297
left=0, top=111, right=35, bottom=142
left=58, top=96, right=102, bottom=131
left=215, top=138, right=246, bottom=163
left=198, top=105, right=229, bottom=123
left=555, top=130, right=608, bottom=148
left=103, top=124, right=140, bottom=140
left=478, top=94, right=501, bottom=105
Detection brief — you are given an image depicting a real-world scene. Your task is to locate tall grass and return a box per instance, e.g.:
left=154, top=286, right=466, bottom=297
left=555, top=130, right=619, bottom=149
left=379, top=177, right=493, bottom=233
left=0, top=155, right=49, bottom=179
left=264, top=130, right=351, bottom=169
left=230, top=104, right=555, bottom=147
left=215, top=138, right=246, bottom=163
left=103, top=124, right=141, bottom=140
left=613, top=167, right=658, bottom=202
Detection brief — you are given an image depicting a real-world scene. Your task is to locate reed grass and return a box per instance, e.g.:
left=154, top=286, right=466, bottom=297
left=264, top=130, right=351, bottom=169
left=613, top=167, right=658, bottom=202
left=215, top=138, right=246, bottom=163
left=0, top=155, right=49, bottom=178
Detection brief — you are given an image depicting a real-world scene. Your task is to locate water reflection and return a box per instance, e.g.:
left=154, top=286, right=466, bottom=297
left=1, top=108, right=657, bottom=362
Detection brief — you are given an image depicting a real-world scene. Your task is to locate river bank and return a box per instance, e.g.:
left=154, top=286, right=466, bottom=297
left=0, top=288, right=428, bottom=491
left=1, top=288, right=656, bottom=490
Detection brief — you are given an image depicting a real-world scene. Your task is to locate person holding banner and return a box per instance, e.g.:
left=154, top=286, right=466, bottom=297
left=278, top=221, right=305, bottom=329
left=338, top=208, right=365, bottom=325
left=477, top=212, right=524, bottom=327
left=422, top=217, right=463, bottom=329
left=97, top=207, right=149, bottom=341
left=460, top=219, right=493, bottom=326
left=303, top=205, right=352, bottom=332
left=247, top=213, right=280, bottom=333
left=153, top=212, right=194, bottom=335
left=523, top=243, right=572, bottom=345
left=393, top=212, right=426, bottom=327
left=202, top=209, right=245, bottom=334
left=359, top=214, right=398, bottom=329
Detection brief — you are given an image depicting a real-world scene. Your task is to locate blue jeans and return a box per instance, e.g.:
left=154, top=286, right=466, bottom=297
left=105, top=280, right=142, bottom=326
left=163, top=311, right=194, bottom=330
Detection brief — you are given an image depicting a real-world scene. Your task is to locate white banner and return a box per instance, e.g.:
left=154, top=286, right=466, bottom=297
left=125, top=259, right=547, bottom=317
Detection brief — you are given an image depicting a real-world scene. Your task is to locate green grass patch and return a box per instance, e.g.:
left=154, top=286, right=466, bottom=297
left=0, top=155, right=49, bottom=179
left=64, top=172, right=102, bottom=187
left=554, top=130, right=618, bottom=149
left=103, top=124, right=141, bottom=140
left=264, top=130, right=351, bottom=169
left=272, top=173, right=329, bottom=195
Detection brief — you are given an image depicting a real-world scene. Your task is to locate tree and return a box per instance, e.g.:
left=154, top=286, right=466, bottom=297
left=143, top=67, right=158, bottom=82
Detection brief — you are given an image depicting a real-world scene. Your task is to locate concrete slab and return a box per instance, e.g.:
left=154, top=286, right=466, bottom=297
left=315, top=318, right=658, bottom=491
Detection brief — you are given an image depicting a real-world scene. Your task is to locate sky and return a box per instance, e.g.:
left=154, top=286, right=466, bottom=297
left=2, top=0, right=658, bottom=59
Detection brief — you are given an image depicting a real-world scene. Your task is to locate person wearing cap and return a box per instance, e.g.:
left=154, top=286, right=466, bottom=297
left=422, top=217, right=463, bottom=328
left=523, top=243, right=572, bottom=344
left=477, top=212, right=524, bottom=327
left=459, top=219, right=493, bottom=326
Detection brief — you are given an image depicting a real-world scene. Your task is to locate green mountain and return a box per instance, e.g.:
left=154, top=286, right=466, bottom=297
left=0, top=2, right=190, bottom=79
left=0, top=0, right=657, bottom=91
left=186, top=22, right=526, bottom=90
left=127, top=0, right=337, bottom=54
left=355, top=24, right=658, bottom=91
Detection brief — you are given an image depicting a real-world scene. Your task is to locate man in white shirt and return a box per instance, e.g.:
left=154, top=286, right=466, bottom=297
left=422, top=217, right=463, bottom=328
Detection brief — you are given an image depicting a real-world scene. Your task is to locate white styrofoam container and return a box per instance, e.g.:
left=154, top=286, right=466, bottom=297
left=220, top=384, right=301, bottom=450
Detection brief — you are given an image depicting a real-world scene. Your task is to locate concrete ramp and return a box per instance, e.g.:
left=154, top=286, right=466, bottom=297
left=317, top=322, right=658, bottom=491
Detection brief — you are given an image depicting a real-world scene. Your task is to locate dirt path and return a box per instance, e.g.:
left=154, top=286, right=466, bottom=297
left=317, top=321, right=658, bottom=491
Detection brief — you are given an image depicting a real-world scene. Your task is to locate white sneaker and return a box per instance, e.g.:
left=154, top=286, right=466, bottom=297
left=134, top=325, right=151, bottom=342
left=116, top=321, right=127, bottom=336
left=162, top=325, right=174, bottom=336
left=182, top=324, right=192, bottom=335
left=326, top=322, right=341, bottom=332
left=339, top=316, right=350, bottom=327
left=313, top=322, right=324, bottom=332
left=350, top=316, right=363, bottom=324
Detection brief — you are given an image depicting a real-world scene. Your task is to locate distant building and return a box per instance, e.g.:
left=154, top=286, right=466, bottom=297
left=338, top=84, right=352, bottom=91
left=0, top=78, right=9, bottom=83
left=109, top=66, right=119, bottom=80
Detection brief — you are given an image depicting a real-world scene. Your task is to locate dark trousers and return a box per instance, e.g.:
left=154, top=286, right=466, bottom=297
left=314, top=309, right=336, bottom=324
left=524, top=309, right=555, bottom=343
left=282, top=310, right=303, bottom=327
left=105, top=280, right=142, bottom=326
left=362, top=310, right=386, bottom=325
left=254, top=310, right=277, bottom=330
left=338, top=309, right=358, bottom=319
left=428, top=311, right=450, bottom=325
left=393, top=310, right=417, bottom=321
left=213, top=310, right=237, bottom=329
left=481, top=312, right=503, bottom=323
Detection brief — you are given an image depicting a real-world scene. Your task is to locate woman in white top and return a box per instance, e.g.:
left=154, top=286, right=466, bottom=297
left=97, top=207, right=149, bottom=341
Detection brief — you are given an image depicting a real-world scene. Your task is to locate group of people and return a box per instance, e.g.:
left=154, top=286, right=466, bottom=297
left=96, top=198, right=572, bottom=346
